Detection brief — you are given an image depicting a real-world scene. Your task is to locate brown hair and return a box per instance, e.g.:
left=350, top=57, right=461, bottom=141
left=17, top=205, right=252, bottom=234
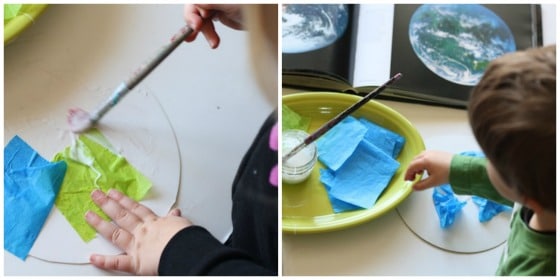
left=468, top=45, right=556, bottom=211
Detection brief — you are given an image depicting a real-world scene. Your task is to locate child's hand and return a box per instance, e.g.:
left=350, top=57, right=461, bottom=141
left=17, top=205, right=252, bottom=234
left=85, top=189, right=192, bottom=275
left=404, top=150, right=453, bottom=191
left=183, top=4, right=244, bottom=49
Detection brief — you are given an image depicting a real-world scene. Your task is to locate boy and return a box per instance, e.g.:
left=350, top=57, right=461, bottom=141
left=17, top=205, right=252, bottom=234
left=405, top=45, right=556, bottom=276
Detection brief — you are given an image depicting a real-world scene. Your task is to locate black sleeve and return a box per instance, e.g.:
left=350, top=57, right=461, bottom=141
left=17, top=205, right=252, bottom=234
left=157, top=226, right=276, bottom=276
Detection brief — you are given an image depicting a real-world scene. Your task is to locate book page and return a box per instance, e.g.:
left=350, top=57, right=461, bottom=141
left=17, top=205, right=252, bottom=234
left=352, top=4, right=394, bottom=88
left=282, top=4, right=355, bottom=86
left=388, top=4, right=539, bottom=107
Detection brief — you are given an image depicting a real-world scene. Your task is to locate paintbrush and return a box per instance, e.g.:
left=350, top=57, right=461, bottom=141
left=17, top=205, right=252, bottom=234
left=67, top=25, right=195, bottom=133
left=282, top=73, right=403, bottom=164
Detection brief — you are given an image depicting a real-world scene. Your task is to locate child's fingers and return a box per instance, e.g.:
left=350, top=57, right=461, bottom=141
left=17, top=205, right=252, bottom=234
left=412, top=176, right=438, bottom=191
left=90, top=254, right=134, bottom=274
left=85, top=210, right=133, bottom=252
left=184, top=32, right=199, bottom=43
left=411, top=179, right=429, bottom=191
left=107, top=189, right=157, bottom=222
left=404, top=155, right=428, bottom=181
left=168, top=208, right=182, bottom=217
left=196, top=4, right=220, bottom=19
left=90, top=189, right=144, bottom=232
left=404, top=167, right=424, bottom=181
left=183, top=5, right=204, bottom=30
left=199, top=22, right=220, bottom=49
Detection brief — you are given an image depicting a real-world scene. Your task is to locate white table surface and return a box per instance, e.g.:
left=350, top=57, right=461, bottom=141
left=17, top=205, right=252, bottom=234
left=282, top=4, right=557, bottom=276
left=4, top=4, right=271, bottom=276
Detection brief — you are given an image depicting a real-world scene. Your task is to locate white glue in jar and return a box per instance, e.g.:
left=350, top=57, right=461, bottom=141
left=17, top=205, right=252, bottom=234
left=282, top=129, right=317, bottom=184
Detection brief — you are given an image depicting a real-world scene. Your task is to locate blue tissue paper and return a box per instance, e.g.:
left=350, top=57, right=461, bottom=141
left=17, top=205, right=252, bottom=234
left=472, top=196, right=512, bottom=223
left=359, top=117, right=405, bottom=159
left=321, top=139, right=400, bottom=211
left=459, top=150, right=485, bottom=158
left=432, top=151, right=512, bottom=228
left=316, top=116, right=403, bottom=213
left=432, top=185, right=467, bottom=229
left=455, top=151, right=511, bottom=222
left=317, top=116, right=367, bottom=171
left=4, top=136, right=67, bottom=260
left=320, top=169, right=362, bottom=213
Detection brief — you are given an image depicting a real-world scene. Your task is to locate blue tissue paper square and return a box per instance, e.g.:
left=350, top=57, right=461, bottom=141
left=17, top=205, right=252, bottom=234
left=359, top=117, right=405, bottom=159
left=316, top=116, right=404, bottom=213
left=320, top=169, right=362, bottom=213
left=321, top=140, right=400, bottom=210
left=4, top=136, right=67, bottom=260
left=317, top=116, right=367, bottom=171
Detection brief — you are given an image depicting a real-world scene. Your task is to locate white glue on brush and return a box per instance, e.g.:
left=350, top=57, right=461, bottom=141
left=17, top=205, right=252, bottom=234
left=67, top=25, right=195, bottom=133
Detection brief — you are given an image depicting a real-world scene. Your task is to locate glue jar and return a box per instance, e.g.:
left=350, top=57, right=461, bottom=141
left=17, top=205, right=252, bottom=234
left=282, top=129, right=317, bottom=184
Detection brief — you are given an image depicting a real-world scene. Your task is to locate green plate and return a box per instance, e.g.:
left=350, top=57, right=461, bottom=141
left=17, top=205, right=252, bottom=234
left=282, top=92, right=425, bottom=233
left=4, top=4, right=48, bottom=45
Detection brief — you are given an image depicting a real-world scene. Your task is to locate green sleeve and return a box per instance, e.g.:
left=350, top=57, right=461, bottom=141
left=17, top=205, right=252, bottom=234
left=449, top=155, right=513, bottom=206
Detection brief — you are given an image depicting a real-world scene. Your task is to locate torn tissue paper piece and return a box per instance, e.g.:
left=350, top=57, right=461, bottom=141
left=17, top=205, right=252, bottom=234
left=317, top=116, right=403, bottom=213
left=472, top=196, right=512, bottom=223
left=458, top=151, right=512, bottom=223
left=4, top=135, right=67, bottom=260
left=317, top=116, right=368, bottom=171
left=432, top=185, right=467, bottom=229
left=4, top=4, right=22, bottom=20
left=53, top=129, right=152, bottom=242
left=321, top=141, right=400, bottom=212
left=282, top=104, right=310, bottom=132
left=359, top=118, right=405, bottom=159
left=432, top=151, right=512, bottom=228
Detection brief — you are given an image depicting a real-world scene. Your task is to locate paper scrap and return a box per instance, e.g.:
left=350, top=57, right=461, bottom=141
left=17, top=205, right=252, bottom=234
left=432, top=151, right=512, bottom=227
left=321, top=140, right=399, bottom=212
left=4, top=4, right=22, bottom=21
left=317, top=116, right=368, bottom=171
left=282, top=104, right=310, bottom=132
left=472, top=196, right=512, bottom=223
left=4, top=135, right=67, bottom=260
left=432, top=185, right=467, bottom=229
left=53, top=130, right=152, bottom=242
left=359, top=117, right=405, bottom=159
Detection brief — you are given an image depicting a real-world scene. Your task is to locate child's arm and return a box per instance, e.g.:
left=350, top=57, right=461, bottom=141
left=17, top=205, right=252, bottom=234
left=405, top=151, right=513, bottom=206
left=449, top=155, right=513, bottom=206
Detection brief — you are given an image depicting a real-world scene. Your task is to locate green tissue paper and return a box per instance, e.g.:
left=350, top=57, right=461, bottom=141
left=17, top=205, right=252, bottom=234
left=282, top=104, right=311, bottom=131
left=53, top=130, right=152, bottom=242
left=4, top=4, right=22, bottom=21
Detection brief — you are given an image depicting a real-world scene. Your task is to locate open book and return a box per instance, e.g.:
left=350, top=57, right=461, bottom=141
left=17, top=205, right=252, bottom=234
left=282, top=4, right=542, bottom=108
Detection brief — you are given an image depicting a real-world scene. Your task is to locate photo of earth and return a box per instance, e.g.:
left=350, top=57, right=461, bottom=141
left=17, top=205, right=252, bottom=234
left=409, top=4, right=516, bottom=86
left=282, top=4, right=349, bottom=54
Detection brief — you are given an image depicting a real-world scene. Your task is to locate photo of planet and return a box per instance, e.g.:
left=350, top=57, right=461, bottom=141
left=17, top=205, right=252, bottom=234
left=282, top=4, right=349, bottom=54
left=409, top=4, right=516, bottom=86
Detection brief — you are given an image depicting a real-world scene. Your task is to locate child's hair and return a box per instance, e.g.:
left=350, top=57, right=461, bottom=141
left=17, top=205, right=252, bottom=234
left=243, top=4, right=278, bottom=106
left=468, top=45, right=556, bottom=212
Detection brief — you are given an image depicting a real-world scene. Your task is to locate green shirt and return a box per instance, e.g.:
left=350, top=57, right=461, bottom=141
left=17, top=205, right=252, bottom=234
left=449, top=155, right=556, bottom=276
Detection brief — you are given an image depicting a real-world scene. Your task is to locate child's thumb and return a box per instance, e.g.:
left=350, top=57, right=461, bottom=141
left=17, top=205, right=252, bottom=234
left=168, top=208, right=182, bottom=217
left=412, top=177, right=437, bottom=191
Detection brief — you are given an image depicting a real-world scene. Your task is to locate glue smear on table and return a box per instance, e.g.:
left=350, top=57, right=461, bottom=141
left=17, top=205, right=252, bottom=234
left=67, top=108, right=92, bottom=133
